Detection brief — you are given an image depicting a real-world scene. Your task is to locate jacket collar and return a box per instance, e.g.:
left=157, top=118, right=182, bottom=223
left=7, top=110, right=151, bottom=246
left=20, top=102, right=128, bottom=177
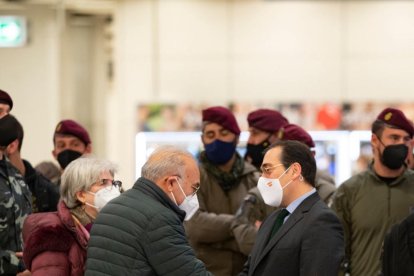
left=133, top=177, right=186, bottom=221
left=58, top=201, right=89, bottom=249
left=367, top=162, right=413, bottom=186
left=251, top=192, right=320, bottom=273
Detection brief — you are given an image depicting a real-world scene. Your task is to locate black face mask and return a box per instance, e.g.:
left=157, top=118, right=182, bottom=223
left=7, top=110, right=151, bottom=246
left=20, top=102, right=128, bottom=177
left=57, top=149, right=82, bottom=169
left=245, top=138, right=271, bottom=169
left=380, top=143, right=408, bottom=170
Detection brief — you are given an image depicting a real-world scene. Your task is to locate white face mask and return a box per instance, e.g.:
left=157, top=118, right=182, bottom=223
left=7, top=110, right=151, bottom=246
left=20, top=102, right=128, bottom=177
left=87, top=186, right=121, bottom=212
left=257, top=165, right=292, bottom=207
left=171, top=178, right=200, bottom=221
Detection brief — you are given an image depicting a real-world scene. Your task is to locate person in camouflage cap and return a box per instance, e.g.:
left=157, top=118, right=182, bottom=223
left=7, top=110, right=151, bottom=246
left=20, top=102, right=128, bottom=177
left=0, top=115, right=32, bottom=275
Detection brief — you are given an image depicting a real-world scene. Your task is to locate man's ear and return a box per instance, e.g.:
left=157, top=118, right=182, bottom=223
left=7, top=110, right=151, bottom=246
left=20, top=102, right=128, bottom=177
left=291, top=163, right=302, bottom=180
left=371, top=133, right=379, bottom=146
left=269, top=132, right=280, bottom=144
left=6, top=139, right=19, bottom=155
left=85, top=143, right=92, bottom=154
left=160, top=176, right=176, bottom=193
left=52, top=149, right=58, bottom=160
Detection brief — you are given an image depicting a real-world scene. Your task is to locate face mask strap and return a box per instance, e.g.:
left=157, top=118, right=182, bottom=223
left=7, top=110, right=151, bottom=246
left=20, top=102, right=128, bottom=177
left=278, top=164, right=291, bottom=180
left=170, top=191, right=178, bottom=205
left=175, top=177, right=189, bottom=199
left=279, top=165, right=293, bottom=189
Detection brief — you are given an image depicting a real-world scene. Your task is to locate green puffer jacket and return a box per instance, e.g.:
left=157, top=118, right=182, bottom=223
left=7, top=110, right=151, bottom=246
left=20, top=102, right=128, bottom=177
left=85, top=177, right=211, bottom=276
left=332, top=165, right=414, bottom=276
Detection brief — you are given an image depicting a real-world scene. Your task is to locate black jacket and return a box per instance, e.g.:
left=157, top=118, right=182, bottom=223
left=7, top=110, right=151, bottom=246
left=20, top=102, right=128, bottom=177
left=24, top=159, right=59, bottom=212
left=86, top=177, right=211, bottom=276
left=240, top=193, right=344, bottom=276
left=382, top=212, right=414, bottom=276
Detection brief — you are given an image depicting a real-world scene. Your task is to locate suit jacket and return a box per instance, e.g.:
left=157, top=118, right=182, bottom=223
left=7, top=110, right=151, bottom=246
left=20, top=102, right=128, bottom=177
left=240, top=193, right=344, bottom=276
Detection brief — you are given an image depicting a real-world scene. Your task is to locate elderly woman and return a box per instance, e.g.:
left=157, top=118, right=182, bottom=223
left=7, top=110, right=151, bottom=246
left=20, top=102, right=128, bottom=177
left=22, top=156, right=121, bottom=276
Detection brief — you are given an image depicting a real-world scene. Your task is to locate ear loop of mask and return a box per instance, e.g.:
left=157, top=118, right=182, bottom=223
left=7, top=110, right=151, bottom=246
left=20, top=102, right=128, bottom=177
left=279, top=165, right=294, bottom=190
left=82, top=191, right=98, bottom=220
left=170, top=177, right=182, bottom=205
left=170, top=177, right=190, bottom=205
left=175, top=177, right=190, bottom=198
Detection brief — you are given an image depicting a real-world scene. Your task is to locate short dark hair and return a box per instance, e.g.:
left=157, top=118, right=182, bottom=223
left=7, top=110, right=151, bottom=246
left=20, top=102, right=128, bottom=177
left=371, top=119, right=407, bottom=140
left=0, top=114, right=24, bottom=151
left=371, top=119, right=388, bottom=138
left=266, top=140, right=316, bottom=186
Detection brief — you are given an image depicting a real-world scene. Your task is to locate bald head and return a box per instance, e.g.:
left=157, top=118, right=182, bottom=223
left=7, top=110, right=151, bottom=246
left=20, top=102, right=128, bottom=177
left=141, top=146, right=196, bottom=183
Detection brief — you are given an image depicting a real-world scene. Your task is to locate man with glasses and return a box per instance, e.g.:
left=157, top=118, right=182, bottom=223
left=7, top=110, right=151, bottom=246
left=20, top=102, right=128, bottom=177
left=332, top=107, right=414, bottom=276
left=232, top=123, right=337, bottom=256
left=86, top=146, right=211, bottom=276
left=240, top=140, right=344, bottom=276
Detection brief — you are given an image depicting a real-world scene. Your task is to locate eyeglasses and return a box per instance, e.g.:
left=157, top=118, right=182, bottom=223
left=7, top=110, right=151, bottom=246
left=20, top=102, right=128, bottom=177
left=260, top=163, right=284, bottom=175
left=96, top=179, right=122, bottom=192
left=175, top=176, right=200, bottom=197
left=190, top=183, right=201, bottom=197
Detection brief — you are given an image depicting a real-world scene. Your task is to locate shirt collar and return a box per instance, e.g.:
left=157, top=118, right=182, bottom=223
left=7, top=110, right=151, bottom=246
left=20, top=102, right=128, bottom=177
left=286, top=188, right=317, bottom=215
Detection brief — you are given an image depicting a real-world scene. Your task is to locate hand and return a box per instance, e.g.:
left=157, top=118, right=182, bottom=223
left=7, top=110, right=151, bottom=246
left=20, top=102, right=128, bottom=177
left=255, top=220, right=262, bottom=229
left=15, top=252, right=23, bottom=258
left=17, top=270, right=31, bottom=276
left=234, top=194, right=257, bottom=221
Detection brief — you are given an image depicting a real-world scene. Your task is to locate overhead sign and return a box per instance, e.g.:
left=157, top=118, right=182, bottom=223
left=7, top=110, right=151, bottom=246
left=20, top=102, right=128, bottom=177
left=0, top=16, right=27, bottom=47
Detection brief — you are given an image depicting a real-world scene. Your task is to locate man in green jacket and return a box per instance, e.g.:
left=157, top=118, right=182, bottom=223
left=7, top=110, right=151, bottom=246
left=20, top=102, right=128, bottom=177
left=86, top=146, right=211, bottom=276
left=332, top=107, right=414, bottom=276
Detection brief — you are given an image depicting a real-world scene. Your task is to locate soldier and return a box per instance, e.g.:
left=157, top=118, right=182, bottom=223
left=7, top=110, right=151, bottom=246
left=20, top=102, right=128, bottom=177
left=52, top=119, right=92, bottom=185
left=5, top=115, right=60, bottom=212
left=332, top=107, right=414, bottom=275
left=184, top=106, right=259, bottom=276
left=0, top=115, right=32, bottom=275
left=244, top=109, right=289, bottom=169
left=52, top=119, right=92, bottom=171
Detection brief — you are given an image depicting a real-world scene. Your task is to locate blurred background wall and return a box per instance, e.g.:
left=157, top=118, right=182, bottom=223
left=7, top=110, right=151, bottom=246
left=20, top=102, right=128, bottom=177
left=1, top=0, right=414, bottom=188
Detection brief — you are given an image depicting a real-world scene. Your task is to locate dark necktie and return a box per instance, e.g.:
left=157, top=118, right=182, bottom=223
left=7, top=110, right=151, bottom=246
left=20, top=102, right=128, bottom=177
left=270, top=209, right=290, bottom=239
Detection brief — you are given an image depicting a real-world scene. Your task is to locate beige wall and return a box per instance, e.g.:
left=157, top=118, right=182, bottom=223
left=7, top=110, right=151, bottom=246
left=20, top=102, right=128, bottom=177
left=2, top=0, right=414, bottom=188
left=0, top=6, right=60, bottom=165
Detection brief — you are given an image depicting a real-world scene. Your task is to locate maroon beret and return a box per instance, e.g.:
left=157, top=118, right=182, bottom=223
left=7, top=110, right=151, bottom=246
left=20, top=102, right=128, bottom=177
left=0, top=89, right=13, bottom=111
left=202, top=106, right=241, bottom=135
left=247, top=109, right=289, bottom=133
left=278, top=124, right=315, bottom=148
left=54, top=119, right=91, bottom=145
left=376, top=107, right=414, bottom=137
left=0, top=115, right=19, bottom=147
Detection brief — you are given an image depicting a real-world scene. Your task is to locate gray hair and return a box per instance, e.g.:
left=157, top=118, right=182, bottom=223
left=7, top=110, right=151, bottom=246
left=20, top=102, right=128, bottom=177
left=60, top=155, right=117, bottom=208
left=141, top=145, right=194, bottom=182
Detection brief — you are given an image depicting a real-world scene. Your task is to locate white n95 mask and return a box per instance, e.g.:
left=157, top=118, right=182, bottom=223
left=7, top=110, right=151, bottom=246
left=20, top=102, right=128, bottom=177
left=87, top=187, right=121, bottom=212
left=257, top=166, right=292, bottom=207
left=171, top=178, right=200, bottom=221
left=179, top=194, right=199, bottom=221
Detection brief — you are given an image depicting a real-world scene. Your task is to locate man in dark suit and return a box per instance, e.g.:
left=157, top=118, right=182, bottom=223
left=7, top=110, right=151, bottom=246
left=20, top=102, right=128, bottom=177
left=240, top=140, right=344, bottom=276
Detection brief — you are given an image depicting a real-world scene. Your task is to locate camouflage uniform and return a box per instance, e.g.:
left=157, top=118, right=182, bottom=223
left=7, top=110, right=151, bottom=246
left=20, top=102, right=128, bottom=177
left=0, top=157, right=32, bottom=275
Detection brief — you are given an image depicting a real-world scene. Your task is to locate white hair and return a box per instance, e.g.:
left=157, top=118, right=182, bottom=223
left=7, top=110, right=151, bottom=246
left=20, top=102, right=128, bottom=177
left=141, top=145, right=195, bottom=182
left=60, top=155, right=117, bottom=208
